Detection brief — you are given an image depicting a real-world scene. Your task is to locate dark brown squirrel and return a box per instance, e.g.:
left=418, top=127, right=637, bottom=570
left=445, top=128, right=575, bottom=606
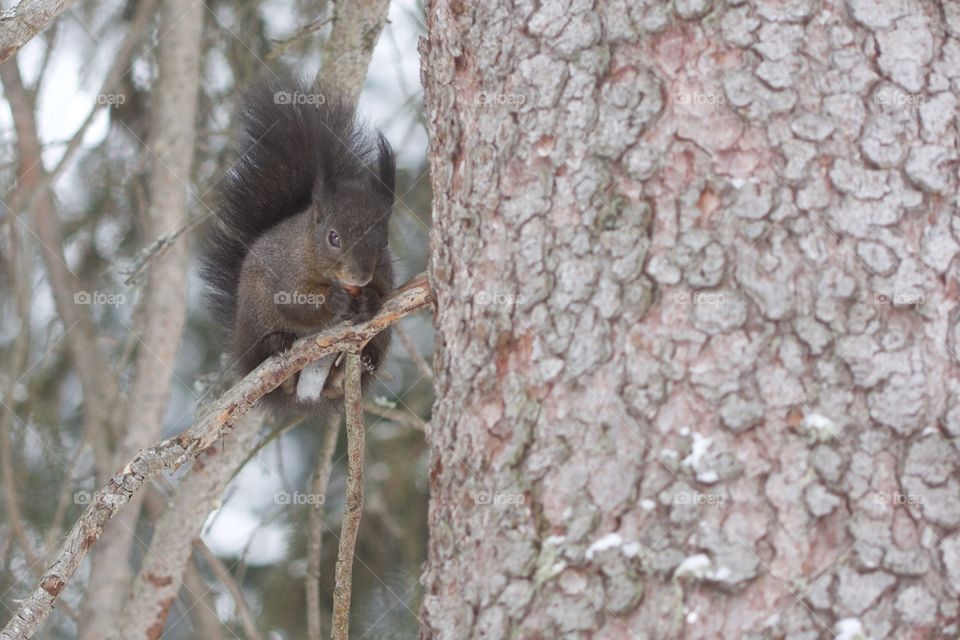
left=200, top=77, right=395, bottom=414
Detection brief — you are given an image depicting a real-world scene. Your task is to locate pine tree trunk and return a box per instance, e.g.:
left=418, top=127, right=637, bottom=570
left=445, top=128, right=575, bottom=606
left=420, top=1, right=960, bottom=638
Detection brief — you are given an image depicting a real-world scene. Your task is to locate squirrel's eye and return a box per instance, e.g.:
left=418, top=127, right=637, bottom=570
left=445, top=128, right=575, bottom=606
left=328, top=230, right=341, bottom=248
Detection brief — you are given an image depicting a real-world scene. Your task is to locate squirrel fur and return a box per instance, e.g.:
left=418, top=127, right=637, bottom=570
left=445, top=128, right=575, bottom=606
left=200, top=78, right=395, bottom=414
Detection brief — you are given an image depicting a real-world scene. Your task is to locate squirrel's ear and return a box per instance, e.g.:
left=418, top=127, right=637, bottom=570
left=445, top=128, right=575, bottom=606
left=376, top=132, right=396, bottom=198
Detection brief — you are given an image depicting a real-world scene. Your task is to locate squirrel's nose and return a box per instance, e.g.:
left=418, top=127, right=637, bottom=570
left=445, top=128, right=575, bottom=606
left=340, top=272, right=373, bottom=287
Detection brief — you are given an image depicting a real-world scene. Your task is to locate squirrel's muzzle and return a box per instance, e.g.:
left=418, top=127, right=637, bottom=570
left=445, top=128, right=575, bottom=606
left=338, top=271, right=374, bottom=288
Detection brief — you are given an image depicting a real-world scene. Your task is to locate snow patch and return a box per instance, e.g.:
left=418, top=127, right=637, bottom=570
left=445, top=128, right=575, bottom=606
left=675, top=553, right=712, bottom=578
left=683, top=433, right=712, bottom=467
left=834, top=618, right=867, bottom=640
left=586, top=533, right=623, bottom=560
left=804, top=412, right=840, bottom=440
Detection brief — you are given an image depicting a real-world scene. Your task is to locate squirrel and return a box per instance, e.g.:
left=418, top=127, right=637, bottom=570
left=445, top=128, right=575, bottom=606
left=199, top=77, right=396, bottom=414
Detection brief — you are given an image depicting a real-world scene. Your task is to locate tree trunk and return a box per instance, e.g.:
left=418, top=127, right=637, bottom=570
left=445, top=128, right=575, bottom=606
left=79, top=0, right=202, bottom=635
left=420, top=1, right=960, bottom=638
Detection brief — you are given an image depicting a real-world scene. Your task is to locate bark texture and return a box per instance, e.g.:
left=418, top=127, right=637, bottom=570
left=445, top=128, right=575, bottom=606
left=420, top=0, right=960, bottom=638
left=0, top=0, right=75, bottom=62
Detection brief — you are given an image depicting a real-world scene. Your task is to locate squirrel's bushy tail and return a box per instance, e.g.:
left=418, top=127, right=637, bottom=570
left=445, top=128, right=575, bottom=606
left=199, top=77, right=379, bottom=331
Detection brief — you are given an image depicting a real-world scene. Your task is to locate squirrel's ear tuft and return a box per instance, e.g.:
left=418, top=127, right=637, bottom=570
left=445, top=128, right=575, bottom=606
left=376, top=132, right=396, bottom=199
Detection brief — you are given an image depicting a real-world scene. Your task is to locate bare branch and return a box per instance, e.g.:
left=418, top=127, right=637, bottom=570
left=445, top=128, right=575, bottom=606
left=361, top=400, right=426, bottom=432
left=0, top=273, right=431, bottom=640
left=330, top=353, right=364, bottom=640
left=307, top=414, right=341, bottom=640
left=0, top=0, right=76, bottom=63
left=266, top=15, right=333, bottom=61
left=194, top=541, right=262, bottom=640
left=111, top=411, right=263, bottom=640
left=393, top=323, right=434, bottom=381
left=122, top=214, right=205, bottom=286
left=181, top=561, right=227, bottom=640
left=314, top=0, right=391, bottom=104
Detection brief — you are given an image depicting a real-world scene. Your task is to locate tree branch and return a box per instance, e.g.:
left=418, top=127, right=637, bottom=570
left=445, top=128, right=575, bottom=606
left=0, top=273, right=432, bottom=640
left=111, top=411, right=263, bottom=640
left=313, top=0, right=391, bottom=104
left=194, top=540, right=262, bottom=640
left=306, top=413, right=341, bottom=640
left=330, top=353, right=364, bottom=640
left=0, top=0, right=76, bottom=63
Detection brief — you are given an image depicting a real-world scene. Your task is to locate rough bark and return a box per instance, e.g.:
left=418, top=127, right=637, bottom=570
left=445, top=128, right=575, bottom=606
left=79, top=0, right=203, bottom=635
left=0, top=0, right=76, bottom=63
left=420, top=0, right=960, bottom=638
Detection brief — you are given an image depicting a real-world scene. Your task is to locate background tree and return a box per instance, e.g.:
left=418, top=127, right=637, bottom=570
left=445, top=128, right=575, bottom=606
left=420, top=0, right=960, bottom=638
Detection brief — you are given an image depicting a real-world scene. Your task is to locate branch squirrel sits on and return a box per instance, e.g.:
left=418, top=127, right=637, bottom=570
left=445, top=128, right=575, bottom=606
left=200, top=77, right=395, bottom=414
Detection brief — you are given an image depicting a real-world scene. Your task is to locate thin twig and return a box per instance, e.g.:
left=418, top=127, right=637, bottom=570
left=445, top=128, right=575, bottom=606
left=361, top=400, right=426, bottom=431
left=122, top=213, right=207, bottom=285
left=393, top=324, right=433, bottom=381
left=0, top=274, right=432, bottom=640
left=182, top=561, right=227, bottom=640
left=306, top=414, right=341, bottom=640
left=266, top=16, right=333, bottom=61
left=330, top=353, right=364, bottom=640
left=194, top=541, right=263, bottom=640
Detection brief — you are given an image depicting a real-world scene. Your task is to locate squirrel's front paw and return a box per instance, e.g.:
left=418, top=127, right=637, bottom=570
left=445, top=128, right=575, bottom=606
left=324, top=286, right=352, bottom=319
left=361, top=345, right=381, bottom=372
left=263, top=331, right=296, bottom=356
left=349, top=287, right=382, bottom=322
